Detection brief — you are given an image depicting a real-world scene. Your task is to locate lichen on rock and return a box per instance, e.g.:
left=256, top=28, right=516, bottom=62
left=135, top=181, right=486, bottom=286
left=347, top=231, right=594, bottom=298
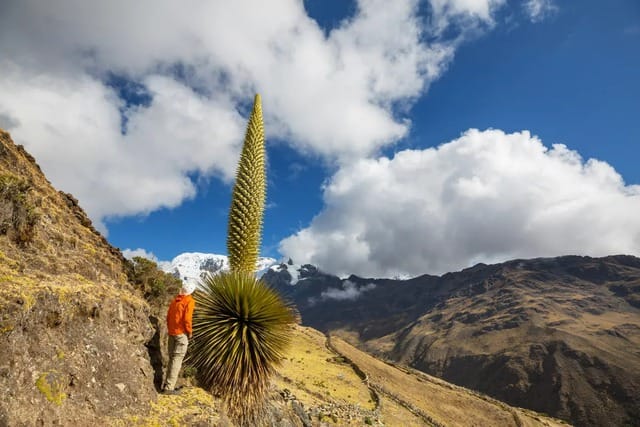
left=36, top=371, right=67, bottom=405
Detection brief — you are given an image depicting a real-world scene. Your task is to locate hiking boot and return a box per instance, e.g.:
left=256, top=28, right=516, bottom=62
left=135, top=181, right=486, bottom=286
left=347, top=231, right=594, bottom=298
left=162, top=389, right=180, bottom=395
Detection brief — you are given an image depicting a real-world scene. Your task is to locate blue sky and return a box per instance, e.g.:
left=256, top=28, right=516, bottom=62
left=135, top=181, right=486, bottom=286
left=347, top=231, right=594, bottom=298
left=1, top=0, right=639, bottom=276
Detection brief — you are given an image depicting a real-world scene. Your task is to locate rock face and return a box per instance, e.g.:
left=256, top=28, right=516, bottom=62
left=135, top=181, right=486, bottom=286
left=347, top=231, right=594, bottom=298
left=262, top=256, right=640, bottom=427
left=0, top=129, right=156, bottom=424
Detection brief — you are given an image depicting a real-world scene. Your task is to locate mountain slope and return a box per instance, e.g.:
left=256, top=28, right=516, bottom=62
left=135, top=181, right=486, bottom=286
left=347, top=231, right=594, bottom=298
left=262, top=256, right=640, bottom=426
left=0, top=129, right=157, bottom=424
left=113, top=325, right=567, bottom=427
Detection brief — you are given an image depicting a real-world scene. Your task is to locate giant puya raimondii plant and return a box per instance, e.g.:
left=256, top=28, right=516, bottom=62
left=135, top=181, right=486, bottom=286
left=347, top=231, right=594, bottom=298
left=188, top=94, right=297, bottom=425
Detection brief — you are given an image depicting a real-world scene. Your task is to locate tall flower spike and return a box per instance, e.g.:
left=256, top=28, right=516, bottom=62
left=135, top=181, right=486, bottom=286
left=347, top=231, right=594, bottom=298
left=190, top=94, right=297, bottom=425
left=227, top=94, right=266, bottom=273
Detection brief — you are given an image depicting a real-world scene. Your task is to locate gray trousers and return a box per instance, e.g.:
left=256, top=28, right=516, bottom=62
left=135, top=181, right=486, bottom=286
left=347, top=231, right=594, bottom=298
left=164, top=334, right=189, bottom=391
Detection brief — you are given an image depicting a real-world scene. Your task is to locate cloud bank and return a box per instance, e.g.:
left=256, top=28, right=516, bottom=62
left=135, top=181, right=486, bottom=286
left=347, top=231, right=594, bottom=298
left=0, top=0, right=507, bottom=229
left=281, top=129, right=640, bottom=277
left=0, top=69, right=244, bottom=230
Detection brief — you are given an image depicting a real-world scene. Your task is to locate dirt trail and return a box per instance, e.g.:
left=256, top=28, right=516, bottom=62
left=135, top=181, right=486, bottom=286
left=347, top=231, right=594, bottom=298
left=326, top=335, right=569, bottom=427
left=325, top=335, right=441, bottom=427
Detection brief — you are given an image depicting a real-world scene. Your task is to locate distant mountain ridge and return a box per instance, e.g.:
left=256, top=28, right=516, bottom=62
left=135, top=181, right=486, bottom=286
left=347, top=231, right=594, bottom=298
left=261, top=254, right=640, bottom=427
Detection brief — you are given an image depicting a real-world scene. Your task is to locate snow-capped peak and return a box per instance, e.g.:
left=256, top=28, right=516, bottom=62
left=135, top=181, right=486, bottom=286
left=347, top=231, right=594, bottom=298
left=267, top=261, right=320, bottom=285
left=159, top=252, right=277, bottom=286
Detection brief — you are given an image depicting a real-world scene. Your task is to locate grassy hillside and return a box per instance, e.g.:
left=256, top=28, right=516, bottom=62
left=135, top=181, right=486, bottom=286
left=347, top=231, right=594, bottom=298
left=114, top=325, right=567, bottom=426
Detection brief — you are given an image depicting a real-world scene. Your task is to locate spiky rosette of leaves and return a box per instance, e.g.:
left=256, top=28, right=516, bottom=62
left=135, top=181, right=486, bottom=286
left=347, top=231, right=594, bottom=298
left=189, top=271, right=297, bottom=425
left=227, top=94, right=266, bottom=273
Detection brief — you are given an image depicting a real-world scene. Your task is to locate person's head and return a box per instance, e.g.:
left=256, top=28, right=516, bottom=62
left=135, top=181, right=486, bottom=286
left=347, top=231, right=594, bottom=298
left=180, top=282, right=197, bottom=296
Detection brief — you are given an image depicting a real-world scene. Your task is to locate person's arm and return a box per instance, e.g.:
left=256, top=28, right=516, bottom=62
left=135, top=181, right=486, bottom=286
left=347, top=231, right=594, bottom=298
left=185, top=298, right=195, bottom=339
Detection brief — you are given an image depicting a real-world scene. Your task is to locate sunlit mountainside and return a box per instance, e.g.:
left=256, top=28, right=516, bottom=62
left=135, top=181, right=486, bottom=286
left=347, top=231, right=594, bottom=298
left=0, top=129, right=577, bottom=425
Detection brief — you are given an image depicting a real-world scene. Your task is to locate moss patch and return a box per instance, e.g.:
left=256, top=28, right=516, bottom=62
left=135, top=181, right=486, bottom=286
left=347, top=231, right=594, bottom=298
left=0, top=323, right=14, bottom=333
left=109, top=387, right=220, bottom=426
left=36, top=371, right=67, bottom=405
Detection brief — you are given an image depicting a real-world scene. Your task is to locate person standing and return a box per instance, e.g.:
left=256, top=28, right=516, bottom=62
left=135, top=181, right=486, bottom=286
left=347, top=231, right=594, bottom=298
left=162, top=282, right=196, bottom=394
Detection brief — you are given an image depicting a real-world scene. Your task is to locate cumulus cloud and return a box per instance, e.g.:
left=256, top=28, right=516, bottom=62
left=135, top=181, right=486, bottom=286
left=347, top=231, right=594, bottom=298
left=280, top=129, right=640, bottom=277
left=122, top=248, right=158, bottom=262
left=0, top=0, right=509, bottom=229
left=316, top=280, right=376, bottom=303
left=523, top=0, right=557, bottom=23
left=0, top=65, right=244, bottom=230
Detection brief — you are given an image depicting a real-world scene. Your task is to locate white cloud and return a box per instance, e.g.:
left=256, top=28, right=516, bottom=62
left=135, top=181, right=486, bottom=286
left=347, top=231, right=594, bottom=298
left=122, top=248, right=158, bottom=262
left=0, top=0, right=506, bottom=227
left=318, top=280, right=376, bottom=302
left=523, top=0, right=557, bottom=23
left=0, top=65, right=244, bottom=231
left=428, top=0, right=506, bottom=35
left=280, top=129, right=640, bottom=277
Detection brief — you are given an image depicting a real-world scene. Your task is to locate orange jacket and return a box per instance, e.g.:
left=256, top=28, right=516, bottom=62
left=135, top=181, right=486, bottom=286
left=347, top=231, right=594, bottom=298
left=166, top=294, right=195, bottom=336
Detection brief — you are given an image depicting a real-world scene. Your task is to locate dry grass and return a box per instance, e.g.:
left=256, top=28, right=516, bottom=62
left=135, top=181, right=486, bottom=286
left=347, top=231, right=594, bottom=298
left=0, top=267, right=147, bottom=313
left=330, top=336, right=569, bottom=427
left=378, top=397, right=426, bottom=426
left=0, top=130, right=132, bottom=288
left=274, top=325, right=374, bottom=409
left=272, top=326, right=568, bottom=426
left=108, top=387, right=221, bottom=427
left=15, top=321, right=568, bottom=427
left=108, top=325, right=380, bottom=426
left=273, top=325, right=443, bottom=425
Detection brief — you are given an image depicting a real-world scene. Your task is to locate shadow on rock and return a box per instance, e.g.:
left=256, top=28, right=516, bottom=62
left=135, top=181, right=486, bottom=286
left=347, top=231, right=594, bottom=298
left=146, top=315, right=164, bottom=391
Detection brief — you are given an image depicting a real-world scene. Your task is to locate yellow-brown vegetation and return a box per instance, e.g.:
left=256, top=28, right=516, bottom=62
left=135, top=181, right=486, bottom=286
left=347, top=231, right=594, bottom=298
left=116, top=324, right=568, bottom=426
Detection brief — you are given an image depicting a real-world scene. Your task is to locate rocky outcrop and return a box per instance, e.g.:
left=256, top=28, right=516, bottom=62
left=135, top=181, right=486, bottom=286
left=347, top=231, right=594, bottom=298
left=0, top=129, right=156, bottom=424
left=0, top=291, right=155, bottom=425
